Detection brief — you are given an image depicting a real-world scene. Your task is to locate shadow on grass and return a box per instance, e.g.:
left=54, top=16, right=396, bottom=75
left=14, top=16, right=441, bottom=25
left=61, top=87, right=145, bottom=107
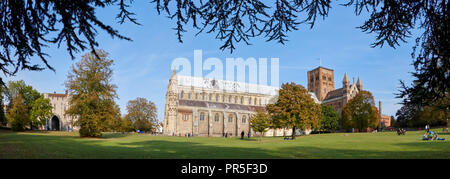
left=1, top=132, right=449, bottom=159
left=0, top=132, right=278, bottom=159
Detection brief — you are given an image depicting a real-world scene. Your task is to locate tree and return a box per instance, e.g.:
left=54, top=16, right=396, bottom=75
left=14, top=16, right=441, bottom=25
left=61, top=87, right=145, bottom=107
left=6, top=80, right=42, bottom=129
left=267, top=82, right=321, bottom=139
left=0, top=0, right=137, bottom=86
left=65, top=50, right=119, bottom=137
left=2, top=1, right=447, bottom=103
left=249, top=110, right=271, bottom=141
left=30, top=96, right=53, bottom=128
left=124, top=97, right=158, bottom=132
left=7, top=94, right=29, bottom=131
left=320, top=104, right=339, bottom=133
left=0, top=85, right=6, bottom=126
left=396, top=101, right=449, bottom=128
left=390, top=116, right=396, bottom=128
left=395, top=104, right=419, bottom=128
left=341, top=91, right=379, bottom=132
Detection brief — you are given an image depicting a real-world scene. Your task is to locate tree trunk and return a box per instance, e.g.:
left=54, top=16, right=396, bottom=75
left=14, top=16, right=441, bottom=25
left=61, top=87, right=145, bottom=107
left=260, top=132, right=263, bottom=142
left=292, top=126, right=296, bottom=139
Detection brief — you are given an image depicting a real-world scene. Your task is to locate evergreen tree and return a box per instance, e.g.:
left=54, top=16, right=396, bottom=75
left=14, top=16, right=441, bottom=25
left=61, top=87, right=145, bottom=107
left=65, top=50, right=119, bottom=137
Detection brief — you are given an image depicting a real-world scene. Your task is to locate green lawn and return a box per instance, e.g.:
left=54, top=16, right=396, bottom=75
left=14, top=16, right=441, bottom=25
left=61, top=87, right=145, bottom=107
left=0, top=129, right=448, bottom=159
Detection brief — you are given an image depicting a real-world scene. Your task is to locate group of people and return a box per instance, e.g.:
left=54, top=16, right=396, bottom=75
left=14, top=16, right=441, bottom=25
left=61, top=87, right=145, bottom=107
left=397, top=128, right=406, bottom=135
left=422, top=124, right=445, bottom=141
left=240, top=131, right=250, bottom=139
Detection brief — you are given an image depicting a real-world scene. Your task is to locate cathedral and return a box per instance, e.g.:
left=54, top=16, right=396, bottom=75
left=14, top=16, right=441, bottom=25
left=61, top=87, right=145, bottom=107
left=162, top=69, right=308, bottom=137
left=307, top=66, right=362, bottom=115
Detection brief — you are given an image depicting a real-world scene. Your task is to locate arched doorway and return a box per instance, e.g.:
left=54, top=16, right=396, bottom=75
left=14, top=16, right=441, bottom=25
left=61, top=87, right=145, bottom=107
left=51, top=116, right=60, bottom=131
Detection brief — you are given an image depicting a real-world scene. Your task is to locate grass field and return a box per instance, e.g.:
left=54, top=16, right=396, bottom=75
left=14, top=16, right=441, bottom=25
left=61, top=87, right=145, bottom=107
left=0, top=129, right=448, bottom=159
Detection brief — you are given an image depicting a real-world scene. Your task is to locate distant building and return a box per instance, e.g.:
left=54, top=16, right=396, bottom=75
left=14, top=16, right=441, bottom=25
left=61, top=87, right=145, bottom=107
left=43, top=91, right=78, bottom=131
left=308, top=66, right=362, bottom=115
left=378, top=101, right=391, bottom=128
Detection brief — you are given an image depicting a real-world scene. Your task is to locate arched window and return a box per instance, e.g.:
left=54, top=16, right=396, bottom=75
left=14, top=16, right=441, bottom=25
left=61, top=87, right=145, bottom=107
left=202, top=93, right=205, bottom=100
left=240, top=97, right=243, bottom=104
left=234, top=96, right=238, bottom=103
left=195, top=93, right=198, bottom=100
left=183, top=114, right=188, bottom=121
left=222, top=95, right=225, bottom=102
left=249, top=97, right=252, bottom=104
left=214, top=114, right=219, bottom=122
left=229, top=96, right=232, bottom=103
left=259, top=99, right=261, bottom=105
left=228, top=115, right=233, bottom=123
left=180, top=91, right=184, bottom=99
left=216, top=94, right=219, bottom=101
left=254, top=98, right=257, bottom=105
left=188, top=92, right=191, bottom=99
left=209, top=94, right=212, bottom=101
left=242, top=115, right=247, bottom=123
left=200, top=113, right=205, bottom=121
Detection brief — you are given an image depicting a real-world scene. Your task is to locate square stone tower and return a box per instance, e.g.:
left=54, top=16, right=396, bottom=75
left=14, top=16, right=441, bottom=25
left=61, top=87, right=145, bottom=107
left=307, top=66, right=335, bottom=101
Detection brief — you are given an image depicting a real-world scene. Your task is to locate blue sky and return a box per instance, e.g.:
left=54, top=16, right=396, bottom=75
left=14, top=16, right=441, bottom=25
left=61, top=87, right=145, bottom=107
left=2, top=2, right=419, bottom=120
